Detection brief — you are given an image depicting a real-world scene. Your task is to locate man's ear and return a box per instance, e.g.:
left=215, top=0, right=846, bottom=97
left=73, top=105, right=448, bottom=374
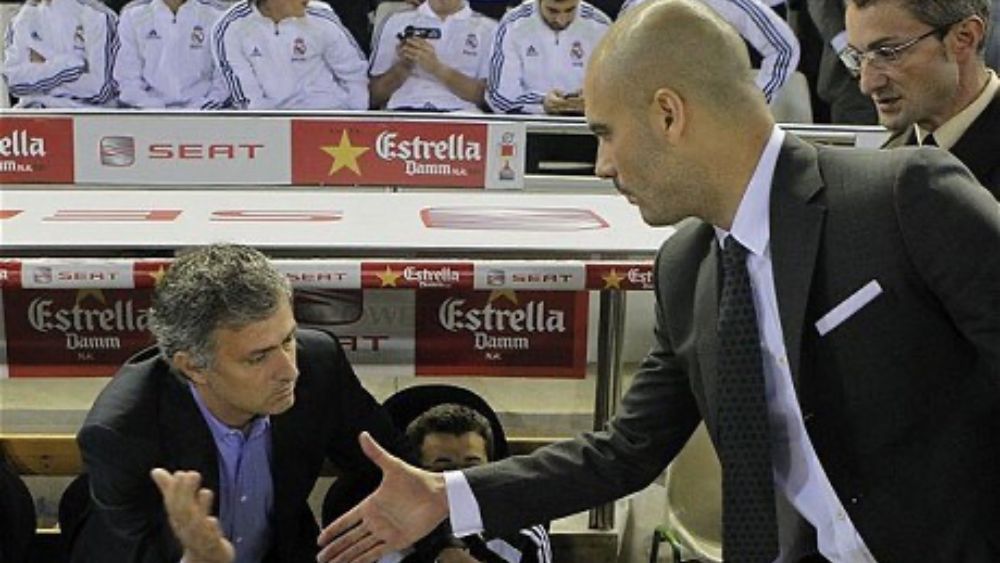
left=948, top=16, right=986, bottom=59
left=653, top=86, right=685, bottom=141
left=173, top=350, right=207, bottom=385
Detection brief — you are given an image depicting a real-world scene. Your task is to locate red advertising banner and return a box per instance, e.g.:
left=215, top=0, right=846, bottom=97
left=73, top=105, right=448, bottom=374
left=585, top=264, right=655, bottom=290
left=2, top=288, right=154, bottom=377
left=291, top=120, right=488, bottom=187
left=0, top=116, right=74, bottom=183
left=415, top=290, right=588, bottom=378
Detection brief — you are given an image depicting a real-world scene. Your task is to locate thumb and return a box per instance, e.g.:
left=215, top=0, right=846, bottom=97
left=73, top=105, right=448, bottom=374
left=358, top=431, right=399, bottom=471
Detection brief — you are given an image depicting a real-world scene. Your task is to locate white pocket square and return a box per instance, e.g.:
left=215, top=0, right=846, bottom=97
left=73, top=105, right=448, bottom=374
left=815, top=280, right=883, bottom=336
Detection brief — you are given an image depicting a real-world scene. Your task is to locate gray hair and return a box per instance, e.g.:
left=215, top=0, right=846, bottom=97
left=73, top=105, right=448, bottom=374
left=149, top=244, right=292, bottom=369
left=848, top=0, right=991, bottom=53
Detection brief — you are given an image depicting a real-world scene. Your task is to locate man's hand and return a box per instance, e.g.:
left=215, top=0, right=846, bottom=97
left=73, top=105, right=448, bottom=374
left=150, top=468, right=235, bottom=563
left=399, top=37, right=443, bottom=76
left=316, top=432, right=450, bottom=563
left=543, top=90, right=585, bottom=115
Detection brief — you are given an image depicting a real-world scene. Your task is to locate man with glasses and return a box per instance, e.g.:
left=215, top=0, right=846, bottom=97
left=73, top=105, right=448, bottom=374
left=845, top=0, right=999, bottom=198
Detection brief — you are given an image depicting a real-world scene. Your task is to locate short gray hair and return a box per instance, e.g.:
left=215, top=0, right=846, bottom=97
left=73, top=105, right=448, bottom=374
left=848, top=0, right=991, bottom=53
left=149, top=244, right=292, bottom=369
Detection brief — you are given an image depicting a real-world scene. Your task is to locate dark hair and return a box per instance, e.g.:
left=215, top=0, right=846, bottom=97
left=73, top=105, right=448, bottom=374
left=405, top=403, right=495, bottom=461
left=149, top=244, right=291, bottom=369
left=848, top=0, right=991, bottom=53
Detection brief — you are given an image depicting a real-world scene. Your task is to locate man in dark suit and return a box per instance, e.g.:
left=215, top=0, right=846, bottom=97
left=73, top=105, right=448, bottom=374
left=844, top=0, right=999, bottom=198
left=315, top=1, right=1000, bottom=562
left=76, top=244, right=413, bottom=563
left=804, top=0, right=877, bottom=124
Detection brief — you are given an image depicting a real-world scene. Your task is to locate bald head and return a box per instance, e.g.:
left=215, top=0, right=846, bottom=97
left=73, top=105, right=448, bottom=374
left=588, top=0, right=763, bottom=114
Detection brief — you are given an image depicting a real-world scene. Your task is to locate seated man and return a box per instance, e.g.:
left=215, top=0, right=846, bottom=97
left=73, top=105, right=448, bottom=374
left=404, top=403, right=551, bottom=563
left=845, top=0, right=999, bottom=198
left=76, top=244, right=413, bottom=563
left=619, top=0, right=799, bottom=104
left=368, top=0, right=497, bottom=111
left=486, top=0, right=611, bottom=115
left=212, top=0, right=368, bottom=109
left=115, top=0, right=230, bottom=108
left=2, top=0, right=119, bottom=108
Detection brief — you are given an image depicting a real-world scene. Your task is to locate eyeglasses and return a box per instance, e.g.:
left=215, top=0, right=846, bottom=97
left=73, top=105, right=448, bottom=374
left=842, top=22, right=955, bottom=79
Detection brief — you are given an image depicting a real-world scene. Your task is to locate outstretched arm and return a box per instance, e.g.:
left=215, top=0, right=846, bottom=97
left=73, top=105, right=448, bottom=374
left=317, top=432, right=449, bottom=563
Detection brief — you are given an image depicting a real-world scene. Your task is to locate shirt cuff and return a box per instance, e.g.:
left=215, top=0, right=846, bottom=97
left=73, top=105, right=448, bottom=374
left=443, top=470, right=484, bottom=538
left=831, top=31, right=849, bottom=54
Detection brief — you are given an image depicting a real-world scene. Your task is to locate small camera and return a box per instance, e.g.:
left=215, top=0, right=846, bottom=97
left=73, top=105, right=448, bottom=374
left=397, top=25, right=442, bottom=41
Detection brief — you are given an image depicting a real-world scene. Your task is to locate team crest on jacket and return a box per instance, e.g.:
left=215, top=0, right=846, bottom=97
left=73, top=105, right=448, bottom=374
left=465, top=33, right=477, bottom=50
left=146, top=28, right=160, bottom=40
left=292, top=37, right=307, bottom=60
left=526, top=45, right=538, bottom=57
left=74, top=25, right=86, bottom=50
left=190, top=25, right=205, bottom=48
left=570, top=41, right=584, bottom=63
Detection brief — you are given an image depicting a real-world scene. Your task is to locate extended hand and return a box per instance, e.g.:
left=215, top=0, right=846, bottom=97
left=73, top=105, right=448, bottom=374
left=150, top=468, right=235, bottom=563
left=316, top=432, right=450, bottom=563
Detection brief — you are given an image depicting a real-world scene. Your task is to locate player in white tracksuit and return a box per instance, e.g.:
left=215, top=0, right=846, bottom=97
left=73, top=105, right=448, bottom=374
left=619, top=0, right=799, bottom=104
left=115, top=0, right=229, bottom=108
left=486, top=0, right=610, bottom=115
left=368, top=0, right=497, bottom=112
left=2, top=0, right=118, bottom=108
left=212, top=0, right=368, bottom=110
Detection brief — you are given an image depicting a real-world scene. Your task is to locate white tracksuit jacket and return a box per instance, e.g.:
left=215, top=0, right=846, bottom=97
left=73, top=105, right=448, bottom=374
left=115, top=0, right=229, bottom=108
left=212, top=0, right=368, bottom=110
left=3, top=0, right=118, bottom=107
left=486, top=0, right=610, bottom=115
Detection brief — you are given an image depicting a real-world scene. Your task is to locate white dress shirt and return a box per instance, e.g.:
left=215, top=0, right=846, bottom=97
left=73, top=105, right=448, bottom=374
left=446, top=126, right=878, bottom=563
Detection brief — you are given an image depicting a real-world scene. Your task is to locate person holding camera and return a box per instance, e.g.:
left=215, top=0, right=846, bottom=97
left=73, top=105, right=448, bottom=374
left=368, top=0, right=497, bottom=111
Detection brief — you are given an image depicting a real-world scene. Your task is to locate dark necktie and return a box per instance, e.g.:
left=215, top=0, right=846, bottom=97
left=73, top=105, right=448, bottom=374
left=717, top=237, right=779, bottom=562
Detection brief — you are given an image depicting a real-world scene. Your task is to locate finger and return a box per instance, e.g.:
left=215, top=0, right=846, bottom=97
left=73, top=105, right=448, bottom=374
left=334, top=533, right=387, bottom=563
left=317, top=505, right=364, bottom=546
left=319, top=527, right=385, bottom=563
left=197, top=487, right=214, bottom=516
left=150, top=468, right=175, bottom=496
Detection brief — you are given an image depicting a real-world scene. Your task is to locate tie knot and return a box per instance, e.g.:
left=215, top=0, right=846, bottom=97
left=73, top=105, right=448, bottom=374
left=722, top=238, right=750, bottom=271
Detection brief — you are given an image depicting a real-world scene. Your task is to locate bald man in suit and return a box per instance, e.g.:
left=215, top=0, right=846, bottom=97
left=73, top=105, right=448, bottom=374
left=316, top=1, right=1000, bottom=562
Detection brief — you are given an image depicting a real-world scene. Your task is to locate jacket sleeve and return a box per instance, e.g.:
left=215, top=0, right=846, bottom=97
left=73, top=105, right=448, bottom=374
left=77, top=423, right=183, bottom=563
left=464, top=246, right=702, bottom=535
left=485, top=17, right=544, bottom=114
left=701, top=0, right=799, bottom=104
left=113, top=9, right=166, bottom=108
left=2, top=8, right=87, bottom=97
left=61, top=7, right=119, bottom=104
left=212, top=10, right=271, bottom=109
left=317, top=8, right=369, bottom=110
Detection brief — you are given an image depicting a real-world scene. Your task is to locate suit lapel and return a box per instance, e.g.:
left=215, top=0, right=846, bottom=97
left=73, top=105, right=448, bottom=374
left=769, top=135, right=826, bottom=392
left=159, top=373, right=221, bottom=512
left=949, top=88, right=1000, bottom=184
left=695, top=238, right=721, bottom=424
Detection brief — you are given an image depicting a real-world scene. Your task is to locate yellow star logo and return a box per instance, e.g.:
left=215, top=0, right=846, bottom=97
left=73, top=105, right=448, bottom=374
left=145, top=265, right=168, bottom=286
left=321, top=130, right=369, bottom=176
left=602, top=269, right=624, bottom=289
left=75, top=289, right=107, bottom=306
left=376, top=266, right=401, bottom=287
left=488, top=289, right=518, bottom=305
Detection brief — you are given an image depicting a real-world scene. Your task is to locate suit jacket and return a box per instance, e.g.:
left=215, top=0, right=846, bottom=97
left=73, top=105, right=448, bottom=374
left=76, top=328, right=411, bottom=563
left=465, top=135, right=1000, bottom=562
left=884, top=87, right=1000, bottom=200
